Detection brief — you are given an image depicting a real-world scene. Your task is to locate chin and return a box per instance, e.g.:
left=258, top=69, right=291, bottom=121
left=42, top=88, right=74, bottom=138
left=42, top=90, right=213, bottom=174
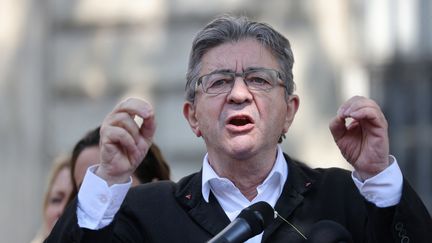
left=226, top=139, right=258, bottom=159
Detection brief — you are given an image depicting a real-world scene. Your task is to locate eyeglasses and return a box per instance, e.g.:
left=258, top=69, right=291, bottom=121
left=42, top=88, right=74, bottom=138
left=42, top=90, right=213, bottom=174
left=196, top=68, right=286, bottom=95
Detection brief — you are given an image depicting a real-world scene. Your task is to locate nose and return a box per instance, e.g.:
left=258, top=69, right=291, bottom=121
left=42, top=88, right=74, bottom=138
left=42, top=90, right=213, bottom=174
left=226, top=77, right=253, bottom=104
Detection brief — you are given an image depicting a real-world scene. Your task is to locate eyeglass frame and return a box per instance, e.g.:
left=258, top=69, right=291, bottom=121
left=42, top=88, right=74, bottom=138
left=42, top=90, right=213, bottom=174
left=195, top=67, right=287, bottom=95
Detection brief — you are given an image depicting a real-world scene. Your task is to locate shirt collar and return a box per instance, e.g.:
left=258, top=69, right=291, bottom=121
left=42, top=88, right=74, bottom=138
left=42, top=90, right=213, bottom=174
left=201, top=145, right=288, bottom=202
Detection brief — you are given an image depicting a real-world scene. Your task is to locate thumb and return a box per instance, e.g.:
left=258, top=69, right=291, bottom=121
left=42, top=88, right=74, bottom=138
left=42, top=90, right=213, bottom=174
left=140, top=115, right=156, bottom=142
left=329, top=116, right=347, bottom=142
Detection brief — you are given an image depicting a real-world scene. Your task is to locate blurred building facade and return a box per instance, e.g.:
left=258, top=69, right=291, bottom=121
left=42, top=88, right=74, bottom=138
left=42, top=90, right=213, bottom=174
left=0, top=0, right=431, bottom=242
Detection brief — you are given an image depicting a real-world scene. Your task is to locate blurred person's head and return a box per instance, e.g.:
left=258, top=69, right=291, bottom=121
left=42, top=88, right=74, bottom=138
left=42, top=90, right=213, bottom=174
left=42, top=155, right=73, bottom=238
left=133, top=143, right=171, bottom=184
left=70, top=126, right=100, bottom=195
left=70, top=126, right=171, bottom=196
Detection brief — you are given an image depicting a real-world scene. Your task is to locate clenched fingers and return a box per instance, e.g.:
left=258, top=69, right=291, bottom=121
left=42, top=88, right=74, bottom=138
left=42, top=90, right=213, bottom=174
left=100, top=125, right=142, bottom=166
left=109, top=97, right=156, bottom=142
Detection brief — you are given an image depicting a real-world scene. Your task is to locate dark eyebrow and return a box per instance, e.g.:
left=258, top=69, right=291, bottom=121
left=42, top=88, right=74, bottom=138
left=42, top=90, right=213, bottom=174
left=208, top=67, right=267, bottom=75
left=206, top=69, right=234, bottom=75
left=244, top=67, right=266, bottom=72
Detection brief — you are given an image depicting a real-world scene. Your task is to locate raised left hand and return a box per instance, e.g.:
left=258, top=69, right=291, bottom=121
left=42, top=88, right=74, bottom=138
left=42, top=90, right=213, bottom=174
left=329, top=96, right=390, bottom=180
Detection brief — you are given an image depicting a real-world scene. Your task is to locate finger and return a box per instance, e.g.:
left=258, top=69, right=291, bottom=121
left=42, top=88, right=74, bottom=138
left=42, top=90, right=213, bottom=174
left=105, top=111, right=141, bottom=144
left=140, top=114, right=156, bottom=142
left=329, top=116, right=347, bottom=142
left=339, top=96, right=380, bottom=118
left=100, top=125, right=141, bottom=164
left=348, top=107, right=387, bottom=129
left=136, top=135, right=151, bottom=158
left=337, top=96, right=364, bottom=116
left=112, top=97, right=154, bottom=121
left=112, top=98, right=156, bottom=141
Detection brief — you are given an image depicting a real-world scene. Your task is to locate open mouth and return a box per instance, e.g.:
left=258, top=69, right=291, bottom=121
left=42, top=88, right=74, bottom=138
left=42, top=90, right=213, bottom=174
left=227, top=115, right=253, bottom=126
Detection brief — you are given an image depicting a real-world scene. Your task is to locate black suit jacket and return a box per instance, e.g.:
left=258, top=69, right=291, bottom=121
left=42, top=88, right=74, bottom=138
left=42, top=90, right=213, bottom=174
left=46, top=155, right=432, bottom=242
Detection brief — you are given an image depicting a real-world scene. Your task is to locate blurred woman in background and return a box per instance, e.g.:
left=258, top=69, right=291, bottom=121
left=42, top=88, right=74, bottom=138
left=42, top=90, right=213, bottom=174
left=69, top=126, right=170, bottom=200
left=31, top=155, right=73, bottom=243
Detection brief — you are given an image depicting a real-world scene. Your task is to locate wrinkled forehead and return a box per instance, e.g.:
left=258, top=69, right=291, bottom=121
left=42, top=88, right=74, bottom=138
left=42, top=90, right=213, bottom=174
left=199, top=39, right=280, bottom=75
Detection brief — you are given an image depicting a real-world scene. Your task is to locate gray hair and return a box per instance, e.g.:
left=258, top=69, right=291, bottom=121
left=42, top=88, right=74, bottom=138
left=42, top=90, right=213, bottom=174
left=185, top=15, right=295, bottom=102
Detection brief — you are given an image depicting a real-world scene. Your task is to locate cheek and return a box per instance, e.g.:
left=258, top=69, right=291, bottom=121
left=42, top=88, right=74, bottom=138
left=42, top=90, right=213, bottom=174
left=256, top=97, right=277, bottom=117
left=196, top=101, right=223, bottom=129
left=44, top=206, right=57, bottom=226
left=262, top=100, right=288, bottom=125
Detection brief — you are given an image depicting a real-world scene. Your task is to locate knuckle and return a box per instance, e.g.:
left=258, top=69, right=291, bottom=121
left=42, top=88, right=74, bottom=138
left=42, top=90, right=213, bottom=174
left=117, top=97, right=133, bottom=110
left=117, top=112, right=132, bottom=121
left=100, top=124, right=109, bottom=135
left=124, top=97, right=135, bottom=104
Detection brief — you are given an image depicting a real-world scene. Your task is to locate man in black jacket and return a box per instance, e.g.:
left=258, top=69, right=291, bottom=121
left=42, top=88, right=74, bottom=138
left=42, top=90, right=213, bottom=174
left=46, top=15, right=432, bottom=243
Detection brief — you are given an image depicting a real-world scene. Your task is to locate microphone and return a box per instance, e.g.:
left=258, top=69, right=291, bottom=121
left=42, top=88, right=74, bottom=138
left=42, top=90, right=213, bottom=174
left=305, top=220, right=353, bottom=243
left=207, top=201, right=275, bottom=243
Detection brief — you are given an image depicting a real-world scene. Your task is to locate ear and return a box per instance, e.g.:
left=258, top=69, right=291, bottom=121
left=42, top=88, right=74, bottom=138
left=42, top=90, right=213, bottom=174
left=282, top=95, right=300, bottom=133
left=183, top=101, right=202, bottom=137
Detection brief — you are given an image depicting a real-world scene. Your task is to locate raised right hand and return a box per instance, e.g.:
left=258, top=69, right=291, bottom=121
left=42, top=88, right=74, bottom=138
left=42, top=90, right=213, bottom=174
left=96, top=98, right=156, bottom=185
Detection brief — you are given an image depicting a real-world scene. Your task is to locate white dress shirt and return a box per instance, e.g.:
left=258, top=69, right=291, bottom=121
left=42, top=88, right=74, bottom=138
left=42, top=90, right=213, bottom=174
left=201, top=146, right=288, bottom=242
left=77, top=146, right=403, bottom=243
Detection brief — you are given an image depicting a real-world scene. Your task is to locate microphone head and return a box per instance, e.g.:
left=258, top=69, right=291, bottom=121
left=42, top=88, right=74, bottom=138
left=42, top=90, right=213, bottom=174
left=306, top=220, right=353, bottom=243
left=237, top=201, right=275, bottom=235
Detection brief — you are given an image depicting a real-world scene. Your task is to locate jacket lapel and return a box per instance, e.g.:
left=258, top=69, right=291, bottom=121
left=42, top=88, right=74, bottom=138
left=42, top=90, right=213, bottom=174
left=262, top=155, right=314, bottom=241
left=175, top=171, right=230, bottom=236
left=174, top=155, right=314, bottom=240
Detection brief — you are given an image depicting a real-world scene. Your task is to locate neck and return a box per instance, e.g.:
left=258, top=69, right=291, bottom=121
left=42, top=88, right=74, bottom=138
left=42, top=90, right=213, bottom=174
left=208, top=147, right=278, bottom=201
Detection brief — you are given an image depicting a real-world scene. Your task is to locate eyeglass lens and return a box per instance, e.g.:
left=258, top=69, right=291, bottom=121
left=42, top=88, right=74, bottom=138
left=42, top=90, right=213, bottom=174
left=201, top=69, right=280, bottom=94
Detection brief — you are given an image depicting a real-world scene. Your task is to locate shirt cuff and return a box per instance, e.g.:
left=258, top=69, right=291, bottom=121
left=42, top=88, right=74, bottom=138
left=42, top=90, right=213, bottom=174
left=77, top=165, right=132, bottom=229
left=352, top=155, right=403, bottom=208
